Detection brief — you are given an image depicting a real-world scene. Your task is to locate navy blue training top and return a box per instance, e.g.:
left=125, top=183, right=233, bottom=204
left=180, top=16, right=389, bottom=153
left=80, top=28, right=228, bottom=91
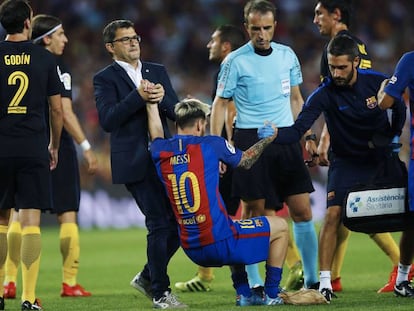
left=275, top=69, right=406, bottom=158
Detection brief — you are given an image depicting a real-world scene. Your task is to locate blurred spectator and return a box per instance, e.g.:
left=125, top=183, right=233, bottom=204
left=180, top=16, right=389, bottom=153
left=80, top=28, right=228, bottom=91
left=26, top=0, right=414, bottom=226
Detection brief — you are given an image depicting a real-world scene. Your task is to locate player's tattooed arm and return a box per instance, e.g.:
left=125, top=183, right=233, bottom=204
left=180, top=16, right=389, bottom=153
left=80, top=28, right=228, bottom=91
left=238, top=126, right=278, bottom=170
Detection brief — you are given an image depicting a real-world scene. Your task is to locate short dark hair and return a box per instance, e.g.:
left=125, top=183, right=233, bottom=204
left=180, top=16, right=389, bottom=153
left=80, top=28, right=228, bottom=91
left=175, top=99, right=210, bottom=129
left=327, top=34, right=359, bottom=61
left=32, top=14, right=62, bottom=45
left=0, top=0, right=31, bottom=34
left=102, top=19, right=134, bottom=43
left=316, top=0, right=352, bottom=27
left=244, top=0, right=277, bottom=23
left=216, top=24, right=245, bottom=51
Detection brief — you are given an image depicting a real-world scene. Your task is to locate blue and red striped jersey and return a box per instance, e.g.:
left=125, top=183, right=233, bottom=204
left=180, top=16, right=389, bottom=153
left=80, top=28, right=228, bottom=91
left=150, top=135, right=242, bottom=249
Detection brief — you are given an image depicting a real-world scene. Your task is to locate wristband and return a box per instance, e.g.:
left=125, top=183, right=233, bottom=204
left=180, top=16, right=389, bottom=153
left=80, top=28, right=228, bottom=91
left=80, top=139, right=91, bottom=151
left=305, top=133, right=317, bottom=141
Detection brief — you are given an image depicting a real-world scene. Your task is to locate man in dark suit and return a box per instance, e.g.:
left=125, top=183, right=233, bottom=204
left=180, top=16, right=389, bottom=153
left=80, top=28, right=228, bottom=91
left=93, top=19, right=185, bottom=309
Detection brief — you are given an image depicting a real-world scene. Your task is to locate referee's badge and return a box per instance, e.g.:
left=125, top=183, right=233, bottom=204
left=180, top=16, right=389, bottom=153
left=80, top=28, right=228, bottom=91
left=366, top=96, right=377, bottom=109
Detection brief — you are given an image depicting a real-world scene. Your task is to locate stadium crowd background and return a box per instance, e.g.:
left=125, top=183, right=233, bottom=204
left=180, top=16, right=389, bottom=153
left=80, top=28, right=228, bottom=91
left=18, top=0, right=414, bottom=227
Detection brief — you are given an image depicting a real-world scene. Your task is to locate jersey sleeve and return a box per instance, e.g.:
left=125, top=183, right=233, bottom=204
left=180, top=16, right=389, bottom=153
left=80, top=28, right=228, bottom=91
left=385, top=52, right=414, bottom=101
left=290, top=48, right=303, bottom=86
left=46, top=52, right=63, bottom=97
left=216, top=56, right=237, bottom=99
left=57, top=59, right=72, bottom=99
left=206, top=136, right=242, bottom=168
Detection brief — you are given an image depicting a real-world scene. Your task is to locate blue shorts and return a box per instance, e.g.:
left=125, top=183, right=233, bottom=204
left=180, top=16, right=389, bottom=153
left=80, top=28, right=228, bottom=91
left=327, top=156, right=379, bottom=207
left=0, top=157, right=51, bottom=211
left=183, top=216, right=270, bottom=267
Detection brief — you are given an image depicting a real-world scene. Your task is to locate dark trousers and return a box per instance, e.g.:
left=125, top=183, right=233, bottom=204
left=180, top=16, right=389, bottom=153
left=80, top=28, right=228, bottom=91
left=126, top=165, right=180, bottom=299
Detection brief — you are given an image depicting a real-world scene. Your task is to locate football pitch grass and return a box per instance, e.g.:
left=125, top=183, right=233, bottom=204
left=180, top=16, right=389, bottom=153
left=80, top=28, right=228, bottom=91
left=4, top=225, right=414, bottom=310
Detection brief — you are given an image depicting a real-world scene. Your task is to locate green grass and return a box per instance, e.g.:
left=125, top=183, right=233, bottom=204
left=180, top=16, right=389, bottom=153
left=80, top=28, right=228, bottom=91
left=4, top=226, right=414, bottom=310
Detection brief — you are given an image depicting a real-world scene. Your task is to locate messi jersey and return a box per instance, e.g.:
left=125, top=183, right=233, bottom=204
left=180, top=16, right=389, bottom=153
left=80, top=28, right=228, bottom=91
left=384, top=52, right=414, bottom=211
left=150, top=135, right=242, bottom=249
left=0, top=41, right=61, bottom=158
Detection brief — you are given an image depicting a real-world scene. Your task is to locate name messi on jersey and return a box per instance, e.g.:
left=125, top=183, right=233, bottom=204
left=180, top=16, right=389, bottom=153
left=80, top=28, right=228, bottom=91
left=4, top=53, right=30, bottom=65
left=170, top=154, right=190, bottom=165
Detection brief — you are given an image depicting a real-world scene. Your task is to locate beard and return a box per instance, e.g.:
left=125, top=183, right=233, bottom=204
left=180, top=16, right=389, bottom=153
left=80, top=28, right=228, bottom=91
left=333, top=69, right=354, bottom=87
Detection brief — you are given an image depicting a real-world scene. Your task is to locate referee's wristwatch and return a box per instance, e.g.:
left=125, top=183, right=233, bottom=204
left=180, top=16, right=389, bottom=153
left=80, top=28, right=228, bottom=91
left=304, top=133, right=317, bottom=141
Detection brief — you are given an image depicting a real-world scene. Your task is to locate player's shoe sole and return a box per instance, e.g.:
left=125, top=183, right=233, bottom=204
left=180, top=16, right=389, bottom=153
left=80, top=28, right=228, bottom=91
left=130, top=272, right=152, bottom=299
left=394, top=281, right=414, bottom=297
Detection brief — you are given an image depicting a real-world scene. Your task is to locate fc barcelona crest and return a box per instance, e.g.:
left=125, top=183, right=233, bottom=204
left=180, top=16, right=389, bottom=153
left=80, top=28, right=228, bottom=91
left=365, top=96, right=377, bottom=109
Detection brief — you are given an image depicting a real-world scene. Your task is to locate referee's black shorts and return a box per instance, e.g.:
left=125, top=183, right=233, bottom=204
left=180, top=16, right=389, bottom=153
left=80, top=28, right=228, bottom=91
left=232, top=128, right=314, bottom=210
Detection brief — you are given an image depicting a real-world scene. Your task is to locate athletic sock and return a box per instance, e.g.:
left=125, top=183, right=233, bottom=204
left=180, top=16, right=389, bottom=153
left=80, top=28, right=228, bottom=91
left=231, top=267, right=251, bottom=296
left=285, top=228, right=301, bottom=269
left=21, top=226, right=41, bottom=303
left=60, top=223, right=79, bottom=286
left=293, top=220, right=318, bottom=287
left=370, top=232, right=400, bottom=266
left=245, top=263, right=263, bottom=288
left=197, top=266, right=214, bottom=281
left=5, top=220, right=21, bottom=284
left=0, top=225, right=8, bottom=296
left=319, top=270, right=331, bottom=290
left=331, top=224, right=350, bottom=280
left=396, top=263, right=411, bottom=285
left=264, top=265, right=282, bottom=298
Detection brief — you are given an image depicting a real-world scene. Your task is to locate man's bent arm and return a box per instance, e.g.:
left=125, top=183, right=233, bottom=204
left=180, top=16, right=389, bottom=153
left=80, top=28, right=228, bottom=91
left=239, top=127, right=278, bottom=170
left=210, top=96, right=229, bottom=135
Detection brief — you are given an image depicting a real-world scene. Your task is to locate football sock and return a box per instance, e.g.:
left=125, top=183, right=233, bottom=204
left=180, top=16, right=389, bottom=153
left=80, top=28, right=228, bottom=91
left=231, top=267, right=251, bottom=296
left=198, top=266, right=214, bottom=281
left=319, top=270, right=331, bottom=290
left=370, top=232, right=399, bottom=266
left=285, top=228, right=301, bottom=269
left=264, top=265, right=282, bottom=298
left=293, top=220, right=318, bottom=287
left=331, top=224, right=350, bottom=280
left=60, top=223, right=79, bottom=286
left=396, top=263, right=411, bottom=285
left=245, top=263, right=263, bottom=287
left=5, top=220, right=21, bottom=283
left=21, top=226, right=41, bottom=303
left=0, top=225, right=8, bottom=295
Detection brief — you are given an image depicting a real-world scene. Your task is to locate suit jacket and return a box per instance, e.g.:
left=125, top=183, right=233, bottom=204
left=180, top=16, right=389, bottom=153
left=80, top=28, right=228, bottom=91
left=94, top=61, right=178, bottom=184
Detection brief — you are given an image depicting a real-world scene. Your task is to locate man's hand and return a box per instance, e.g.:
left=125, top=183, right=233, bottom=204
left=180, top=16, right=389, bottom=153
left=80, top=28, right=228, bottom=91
left=377, top=78, right=389, bottom=104
left=48, top=146, right=59, bottom=170
left=138, top=79, right=165, bottom=103
left=304, top=140, right=319, bottom=167
left=257, top=122, right=278, bottom=140
left=83, top=149, right=98, bottom=174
